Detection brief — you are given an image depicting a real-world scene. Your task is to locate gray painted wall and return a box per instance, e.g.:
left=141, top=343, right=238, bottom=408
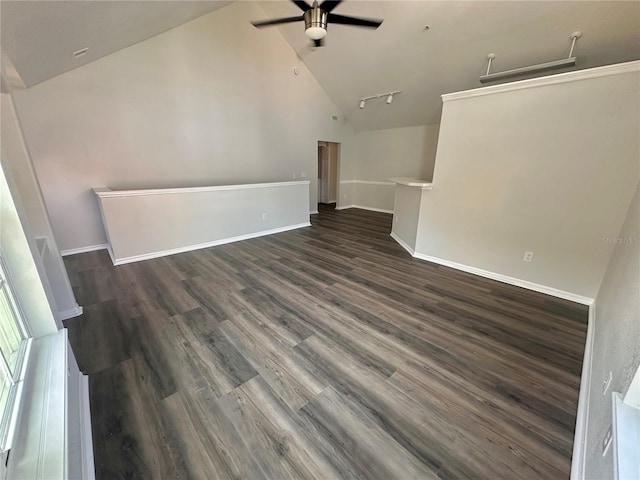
left=586, top=182, right=640, bottom=479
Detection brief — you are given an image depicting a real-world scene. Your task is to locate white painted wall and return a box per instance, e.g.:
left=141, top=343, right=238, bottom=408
left=336, top=124, right=439, bottom=212
left=339, top=181, right=395, bottom=213
left=584, top=182, right=640, bottom=479
left=95, top=181, right=310, bottom=264
left=415, top=62, right=640, bottom=300
left=351, top=124, right=440, bottom=182
left=0, top=93, right=80, bottom=320
left=391, top=184, right=425, bottom=253
left=10, top=2, right=350, bottom=252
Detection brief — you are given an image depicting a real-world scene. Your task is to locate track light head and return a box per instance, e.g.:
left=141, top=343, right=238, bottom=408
left=359, top=91, right=400, bottom=110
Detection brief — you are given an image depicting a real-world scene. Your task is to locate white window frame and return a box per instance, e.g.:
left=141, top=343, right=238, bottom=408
left=0, top=254, right=33, bottom=452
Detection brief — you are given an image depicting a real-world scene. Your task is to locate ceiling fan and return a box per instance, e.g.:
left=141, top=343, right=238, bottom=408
left=250, top=0, right=383, bottom=47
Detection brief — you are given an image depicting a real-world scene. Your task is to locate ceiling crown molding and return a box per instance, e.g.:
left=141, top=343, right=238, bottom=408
left=442, top=60, right=640, bottom=102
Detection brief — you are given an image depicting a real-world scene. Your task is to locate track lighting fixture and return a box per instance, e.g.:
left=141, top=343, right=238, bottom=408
left=358, top=90, right=401, bottom=110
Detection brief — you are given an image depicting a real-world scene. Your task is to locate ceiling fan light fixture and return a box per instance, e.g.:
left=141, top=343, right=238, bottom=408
left=305, top=26, right=327, bottom=40
left=251, top=1, right=383, bottom=47
left=304, top=7, right=328, bottom=40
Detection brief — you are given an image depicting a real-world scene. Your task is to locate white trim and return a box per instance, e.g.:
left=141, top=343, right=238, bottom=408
left=388, top=177, right=433, bottom=189
left=412, top=252, right=594, bottom=305
left=7, top=331, right=66, bottom=479
left=34, top=237, right=48, bottom=260
left=390, top=232, right=415, bottom=256
left=335, top=205, right=394, bottom=214
left=58, top=304, right=83, bottom=321
left=443, top=60, right=640, bottom=102
left=339, top=180, right=395, bottom=186
left=571, top=304, right=596, bottom=480
left=612, top=369, right=640, bottom=480
left=105, top=245, right=116, bottom=265
left=79, top=374, right=95, bottom=480
left=110, top=223, right=311, bottom=266
left=310, top=210, right=319, bottom=215
left=60, top=244, right=108, bottom=257
left=93, top=180, right=310, bottom=198
left=1, top=338, right=32, bottom=452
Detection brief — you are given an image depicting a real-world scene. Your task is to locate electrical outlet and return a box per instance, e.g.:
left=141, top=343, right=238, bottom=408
left=602, top=426, right=613, bottom=455
left=523, top=251, right=534, bottom=262
left=301, top=172, right=307, bottom=178
left=262, top=213, right=267, bottom=221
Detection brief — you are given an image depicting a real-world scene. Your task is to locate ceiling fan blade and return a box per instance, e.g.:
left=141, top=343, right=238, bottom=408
left=251, top=15, right=303, bottom=28
left=328, top=13, right=383, bottom=28
left=319, top=1, right=343, bottom=13
left=291, top=0, right=312, bottom=12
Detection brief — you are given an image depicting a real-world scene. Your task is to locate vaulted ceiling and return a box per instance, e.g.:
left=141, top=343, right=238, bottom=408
left=2, top=1, right=639, bottom=131
left=0, top=1, right=232, bottom=87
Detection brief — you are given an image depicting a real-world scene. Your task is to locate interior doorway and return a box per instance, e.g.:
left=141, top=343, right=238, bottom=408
left=317, top=141, right=339, bottom=211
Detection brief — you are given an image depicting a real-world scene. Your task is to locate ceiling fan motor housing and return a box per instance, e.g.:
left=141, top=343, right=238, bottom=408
left=304, top=8, right=328, bottom=39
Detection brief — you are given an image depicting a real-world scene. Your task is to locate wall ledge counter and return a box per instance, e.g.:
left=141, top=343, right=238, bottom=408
left=94, top=181, right=311, bottom=265
left=93, top=180, right=309, bottom=198
left=388, top=177, right=433, bottom=189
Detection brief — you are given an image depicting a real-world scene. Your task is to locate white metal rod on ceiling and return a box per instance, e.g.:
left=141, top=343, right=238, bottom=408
left=480, top=32, right=582, bottom=84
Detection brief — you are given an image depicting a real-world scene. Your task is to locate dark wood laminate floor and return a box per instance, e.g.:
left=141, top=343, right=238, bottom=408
left=64, top=205, right=588, bottom=480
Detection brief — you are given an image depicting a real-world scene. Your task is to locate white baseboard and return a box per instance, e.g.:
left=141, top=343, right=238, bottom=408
left=390, top=232, right=415, bottom=256
left=106, top=245, right=116, bottom=265
left=571, top=304, right=596, bottom=480
left=111, top=223, right=312, bottom=266
left=58, top=304, right=83, bottom=320
left=310, top=210, right=319, bottom=215
left=60, top=244, right=109, bottom=257
left=336, top=205, right=394, bottom=214
left=79, top=374, right=96, bottom=480
left=413, top=252, right=594, bottom=305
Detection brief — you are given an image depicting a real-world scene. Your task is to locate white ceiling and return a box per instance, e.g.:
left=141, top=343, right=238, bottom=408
left=1, top=1, right=639, bottom=131
left=0, top=1, right=232, bottom=88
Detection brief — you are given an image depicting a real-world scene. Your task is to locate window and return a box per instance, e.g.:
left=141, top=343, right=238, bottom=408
left=0, top=257, right=31, bottom=450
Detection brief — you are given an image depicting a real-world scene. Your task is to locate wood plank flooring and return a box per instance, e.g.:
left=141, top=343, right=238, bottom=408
left=63, top=205, right=588, bottom=480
